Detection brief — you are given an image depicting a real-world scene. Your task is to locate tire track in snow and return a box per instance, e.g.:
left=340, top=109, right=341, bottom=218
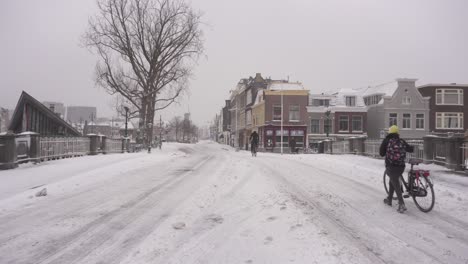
left=33, top=154, right=214, bottom=264
left=257, top=156, right=461, bottom=264
left=284, top=156, right=468, bottom=246
left=0, top=149, right=213, bottom=264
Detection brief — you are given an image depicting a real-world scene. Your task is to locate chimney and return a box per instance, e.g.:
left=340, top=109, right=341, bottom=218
left=49, top=104, right=55, bottom=113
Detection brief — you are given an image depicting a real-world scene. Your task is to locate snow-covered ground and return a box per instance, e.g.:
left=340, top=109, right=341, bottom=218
left=0, top=141, right=467, bottom=264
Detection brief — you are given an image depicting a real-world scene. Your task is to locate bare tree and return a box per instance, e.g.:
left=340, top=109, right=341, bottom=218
left=168, top=116, right=182, bottom=141
left=84, top=0, right=204, bottom=145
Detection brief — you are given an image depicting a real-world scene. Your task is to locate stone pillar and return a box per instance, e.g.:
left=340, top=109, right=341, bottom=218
left=121, top=138, right=126, bottom=153
left=445, top=136, right=464, bottom=171
left=101, top=136, right=108, bottom=154
left=351, top=137, right=366, bottom=154
left=422, top=136, right=435, bottom=164
left=0, top=133, right=18, bottom=170
left=88, top=134, right=100, bottom=155
left=29, top=132, right=41, bottom=163
left=324, top=140, right=332, bottom=154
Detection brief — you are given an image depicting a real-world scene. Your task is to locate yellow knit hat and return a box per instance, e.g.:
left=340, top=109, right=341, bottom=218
left=389, top=125, right=399, bottom=134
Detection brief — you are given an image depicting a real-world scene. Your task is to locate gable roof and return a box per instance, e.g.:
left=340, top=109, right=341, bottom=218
left=9, top=91, right=81, bottom=136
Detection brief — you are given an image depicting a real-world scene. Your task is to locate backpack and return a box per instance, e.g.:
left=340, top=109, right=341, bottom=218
left=386, top=138, right=407, bottom=166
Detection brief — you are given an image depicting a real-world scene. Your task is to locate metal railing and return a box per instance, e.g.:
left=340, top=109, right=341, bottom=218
left=332, top=140, right=350, bottom=154
left=106, top=138, right=123, bottom=153
left=364, top=139, right=381, bottom=158
left=406, top=140, right=424, bottom=160
left=40, top=137, right=90, bottom=160
left=462, top=142, right=468, bottom=170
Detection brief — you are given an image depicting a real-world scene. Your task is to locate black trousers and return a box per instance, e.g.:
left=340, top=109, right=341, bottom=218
left=386, top=166, right=405, bottom=205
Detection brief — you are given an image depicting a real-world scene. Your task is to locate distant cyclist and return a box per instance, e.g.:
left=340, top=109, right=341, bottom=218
left=380, top=125, right=414, bottom=213
left=249, top=131, right=259, bottom=156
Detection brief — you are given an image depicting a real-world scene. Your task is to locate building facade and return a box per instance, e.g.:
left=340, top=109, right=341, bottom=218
left=417, top=83, right=468, bottom=134
left=259, top=82, right=309, bottom=152
left=67, top=106, right=97, bottom=124
left=42, top=101, right=66, bottom=119
left=367, top=79, right=430, bottom=139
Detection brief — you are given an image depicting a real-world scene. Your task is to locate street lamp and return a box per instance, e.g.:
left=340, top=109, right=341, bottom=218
left=123, top=106, right=129, bottom=138
left=324, top=110, right=331, bottom=138
left=281, top=86, right=284, bottom=155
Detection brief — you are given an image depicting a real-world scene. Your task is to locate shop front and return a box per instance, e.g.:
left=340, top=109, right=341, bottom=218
left=262, top=125, right=307, bottom=152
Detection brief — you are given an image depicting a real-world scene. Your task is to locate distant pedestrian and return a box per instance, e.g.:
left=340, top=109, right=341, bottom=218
left=289, top=138, right=297, bottom=154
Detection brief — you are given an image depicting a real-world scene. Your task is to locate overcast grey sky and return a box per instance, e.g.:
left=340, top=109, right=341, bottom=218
left=1, top=0, right=468, bottom=125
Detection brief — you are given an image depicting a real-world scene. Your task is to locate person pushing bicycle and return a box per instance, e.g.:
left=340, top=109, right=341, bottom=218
left=380, top=125, right=414, bottom=213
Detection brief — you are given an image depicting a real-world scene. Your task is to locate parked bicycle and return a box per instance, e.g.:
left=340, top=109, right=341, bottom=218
left=383, top=158, right=435, bottom=212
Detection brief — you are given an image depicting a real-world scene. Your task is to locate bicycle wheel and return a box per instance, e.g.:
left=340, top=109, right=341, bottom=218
left=411, top=176, right=435, bottom=212
left=383, top=170, right=390, bottom=196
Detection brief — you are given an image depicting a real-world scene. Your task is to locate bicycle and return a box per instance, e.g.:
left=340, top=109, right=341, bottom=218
left=251, top=142, right=258, bottom=157
left=383, top=158, right=435, bottom=212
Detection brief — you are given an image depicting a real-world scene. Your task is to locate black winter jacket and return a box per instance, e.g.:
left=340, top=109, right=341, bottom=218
left=379, top=133, right=414, bottom=167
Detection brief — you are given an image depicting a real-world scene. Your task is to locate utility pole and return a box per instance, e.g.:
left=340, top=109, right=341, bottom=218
left=159, top=115, right=162, bottom=149
left=281, top=87, right=283, bottom=155
left=124, top=106, right=129, bottom=138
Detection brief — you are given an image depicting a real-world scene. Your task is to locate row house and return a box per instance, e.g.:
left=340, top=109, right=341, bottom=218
left=252, top=81, right=309, bottom=152
left=307, top=78, right=463, bottom=143
left=417, top=83, right=468, bottom=134
left=307, top=88, right=367, bottom=147
left=367, top=79, right=430, bottom=139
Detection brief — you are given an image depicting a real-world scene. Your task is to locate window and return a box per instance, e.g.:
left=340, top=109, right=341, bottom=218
left=416, top=114, right=424, bottom=129
left=275, top=129, right=289, bottom=147
left=246, top=110, right=252, bottom=125
left=389, top=113, right=397, bottom=126
left=402, top=113, right=411, bottom=129
left=436, top=112, right=464, bottom=129
left=246, top=90, right=252, bottom=105
left=436, top=89, right=463, bottom=105
left=364, top=95, right=383, bottom=106
left=339, top=116, right=349, bottom=132
left=312, top=99, right=330, bottom=107
left=402, top=96, right=411, bottom=105
left=346, top=96, right=356, bottom=107
left=289, top=105, right=300, bottom=121
left=310, top=119, right=320, bottom=134
left=273, top=105, right=282, bottom=121
left=352, top=116, right=363, bottom=132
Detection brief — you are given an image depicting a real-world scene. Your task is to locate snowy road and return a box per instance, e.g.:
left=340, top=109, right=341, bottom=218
left=0, top=142, right=467, bottom=264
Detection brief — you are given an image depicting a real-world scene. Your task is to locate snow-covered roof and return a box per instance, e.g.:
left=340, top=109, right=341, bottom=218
left=361, top=81, right=398, bottom=97
left=267, top=81, right=305, bottom=91
left=331, top=88, right=366, bottom=108
left=417, top=83, right=468, bottom=89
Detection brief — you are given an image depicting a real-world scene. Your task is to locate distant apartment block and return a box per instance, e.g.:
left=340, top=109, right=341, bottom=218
left=0, top=107, right=11, bottom=133
left=42, top=101, right=66, bottom=119
left=67, top=106, right=97, bottom=123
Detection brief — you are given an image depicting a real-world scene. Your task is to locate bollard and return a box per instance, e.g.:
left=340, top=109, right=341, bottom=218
left=88, top=134, right=100, bottom=155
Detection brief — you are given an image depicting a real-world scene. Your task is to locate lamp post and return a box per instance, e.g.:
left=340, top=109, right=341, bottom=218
left=123, top=106, right=129, bottom=138
left=159, top=115, right=162, bottom=149
left=325, top=110, right=331, bottom=138
left=280, top=87, right=284, bottom=154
